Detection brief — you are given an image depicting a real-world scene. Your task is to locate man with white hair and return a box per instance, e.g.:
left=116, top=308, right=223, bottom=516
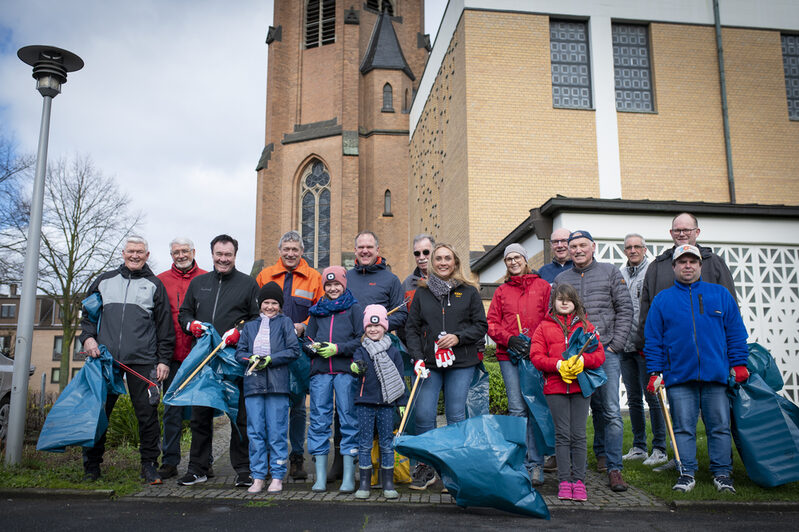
left=79, top=236, right=174, bottom=485
left=156, top=237, right=207, bottom=479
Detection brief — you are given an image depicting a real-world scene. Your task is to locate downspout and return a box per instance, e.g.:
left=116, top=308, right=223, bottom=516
left=714, top=0, right=736, bottom=203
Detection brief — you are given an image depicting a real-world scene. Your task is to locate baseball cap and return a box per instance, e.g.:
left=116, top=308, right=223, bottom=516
left=672, top=244, right=702, bottom=263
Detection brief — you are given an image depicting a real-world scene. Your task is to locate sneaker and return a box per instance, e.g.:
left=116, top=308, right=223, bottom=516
left=596, top=455, right=607, bottom=473
left=654, top=458, right=677, bottom=472
left=543, top=455, right=557, bottom=472
left=235, top=472, right=254, bottom=488
left=529, top=465, right=544, bottom=487
left=713, top=475, right=736, bottom=494
left=643, top=448, right=669, bottom=466
left=622, top=446, right=648, bottom=461
left=177, top=472, right=207, bottom=486
left=206, top=465, right=215, bottom=478
left=83, top=466, right=101, bottom=482
left=608, top=470, right=628, bottom=492
left=672, top=474, right=696, bottom=492
left=289, top=454, right=308, bottom=480
left=572, top=480, right=587, bottom=501
left=429, top=472, right=445, bottom=492
left=158, top=464, right=178, bottom=480
left=557, top=481, right=573, bottom=500
left=141, top=462, right=163, bottom=485
left=409, top=463, right=436, bottom=491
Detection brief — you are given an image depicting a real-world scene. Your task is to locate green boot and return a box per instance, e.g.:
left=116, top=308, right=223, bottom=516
left=355, top=467, right=372, bottom=499
left=339, top=455, right=356, bottom=493
left=381, top=467, right=399, bottom=499
left=311, top=455, right=328, bottom=492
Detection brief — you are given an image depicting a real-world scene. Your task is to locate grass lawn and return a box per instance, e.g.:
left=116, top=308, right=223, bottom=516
left=587, top=413, right=799, bottom=502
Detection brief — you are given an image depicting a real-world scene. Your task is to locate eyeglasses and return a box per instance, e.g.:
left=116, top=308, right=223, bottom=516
left=504, top=256, right=525, bottom=264
left=413, top=249, right=431, bottom=257
left=671, top=228, right=697, bottom=235
left=624, top=245, right=645, bottom=251
left=551, top=239, right=568, bottom=245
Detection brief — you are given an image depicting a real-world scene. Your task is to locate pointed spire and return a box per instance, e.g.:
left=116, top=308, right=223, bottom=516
left=360, top=10, right=415, bottom=80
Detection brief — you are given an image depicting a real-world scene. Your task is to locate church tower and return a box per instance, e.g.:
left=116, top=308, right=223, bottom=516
left=254, top=0, right=429, bottom=279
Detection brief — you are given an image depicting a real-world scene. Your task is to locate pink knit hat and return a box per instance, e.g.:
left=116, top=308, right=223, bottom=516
left=322, top=265, right=347, bottom=290
left=363, top=304, right=389, bottom=331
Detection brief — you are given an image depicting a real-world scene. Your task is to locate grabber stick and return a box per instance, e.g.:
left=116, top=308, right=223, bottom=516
left=516, top=314, right=523, bottom=334
left=175, top=320, right=245, bottom=394
left=397, top=373, right=422, bottom=437
left=657, top=385, right=684, bottom=475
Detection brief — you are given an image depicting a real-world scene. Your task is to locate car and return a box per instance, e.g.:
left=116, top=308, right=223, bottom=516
left=0, top=353, right=35, bottom=441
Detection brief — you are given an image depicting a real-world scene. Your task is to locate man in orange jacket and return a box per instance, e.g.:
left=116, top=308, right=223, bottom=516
left=255, top=231, right=324, bottom=479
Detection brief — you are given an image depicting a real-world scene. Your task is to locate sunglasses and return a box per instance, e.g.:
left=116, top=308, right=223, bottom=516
left=413, top=249, right=431, bottom=257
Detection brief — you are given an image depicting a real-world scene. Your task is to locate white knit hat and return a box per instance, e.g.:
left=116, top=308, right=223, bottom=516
left=504, top=243, right=528, bottom=262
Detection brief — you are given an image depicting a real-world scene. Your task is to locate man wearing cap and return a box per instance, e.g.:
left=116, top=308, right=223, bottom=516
left=644, top=244, right=749, bottom=494
left=554, top=230, right=633, bottom=492
left=636, top=212, right=736, bottom=351
left=255, top=230, right=324, bottom=480
left=538, top=228, right=573, bottom=283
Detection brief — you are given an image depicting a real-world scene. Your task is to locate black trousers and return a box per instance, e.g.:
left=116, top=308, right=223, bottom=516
left=187, top=378, right=250, bottom=475
left=83, top=362, right=160, bottom=468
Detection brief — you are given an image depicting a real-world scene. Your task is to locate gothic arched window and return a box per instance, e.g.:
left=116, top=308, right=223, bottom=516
left=305, top=0, right=336, bottom=49
left=367, top=0, right=394, bottom=15
left=300, top=160, right=331, bottom=268
left=382, top=83, right=394, bottom=112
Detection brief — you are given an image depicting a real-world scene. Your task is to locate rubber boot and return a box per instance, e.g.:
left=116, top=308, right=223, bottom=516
left=328, top=414, right=343, bottom=482
left=354, top=467, right=372, bottom=499
left=381, top=467, right=399, bottom=499
left=311, top=455, right=328, bottom=492
left=339, top=455, right=356, bottom=493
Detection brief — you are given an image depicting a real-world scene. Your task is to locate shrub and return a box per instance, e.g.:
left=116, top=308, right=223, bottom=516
left=484, top=359, right=508, bottom=415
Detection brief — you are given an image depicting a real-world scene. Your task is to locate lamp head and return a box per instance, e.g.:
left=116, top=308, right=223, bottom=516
left=18, top=45, right=83, bottom=98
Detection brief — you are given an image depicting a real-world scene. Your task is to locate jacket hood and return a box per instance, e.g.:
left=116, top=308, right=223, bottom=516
left=353, top=256, right=388, bottom=273
left=170, top=260, right=201, bottom=279
left=507, top=272, right=543, bottom=288
left=212, top=267, right=239, bottom=280
left=119, top=263, right=155, bottom=278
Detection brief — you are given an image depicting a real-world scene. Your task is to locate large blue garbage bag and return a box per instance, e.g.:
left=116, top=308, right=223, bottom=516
left=164, top=325, right=242, bottom=424
left=394, top=415, right=550, bottom=519
left=518, top=359, right=555, bottom=455
left=289, top=336, right=311, bottom=405
left=466, top=362, right=490, bottom=418
left=746, top=343, right=784, bottom=392
left=37, top=345, right=126, bottom=452
left=729, top=374, right=799, bottom=488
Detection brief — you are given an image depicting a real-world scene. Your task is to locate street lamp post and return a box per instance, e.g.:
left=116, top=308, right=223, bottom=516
left=5, top=46, right=83, bottom=465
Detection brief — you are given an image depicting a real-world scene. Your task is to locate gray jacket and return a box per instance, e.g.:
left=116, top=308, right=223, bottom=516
left=620, top=257, right=649, bottom=352
left=554, top=259, right=634, bottom=353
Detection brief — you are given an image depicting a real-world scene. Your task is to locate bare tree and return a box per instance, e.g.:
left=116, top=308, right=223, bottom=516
left=0, top=133, right=34, bottom=284
left=0, top=155, right=142, bottom=390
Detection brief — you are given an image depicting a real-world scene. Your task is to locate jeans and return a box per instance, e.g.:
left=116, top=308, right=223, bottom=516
left=83, top=363, right=160, bottom=468
left=289, top=395, right=307, bottom=457
left=357, top=405, right=395, bottom=469
left=161, top=360, right=187, bottom=467
left=590, top=349, right=624, bottom=472
left=308, top=373, right=358, bottom=456
left=620, top=351, right=666, bottom=452
left=414, top=366, right=474, bottom=435
left=245, top=393, right=290, bottom=480
left=667, top=382, right=732, bottom=477
left=499, top=360, right=543, bottom=468
left=546, top=393, right=591, bottom=483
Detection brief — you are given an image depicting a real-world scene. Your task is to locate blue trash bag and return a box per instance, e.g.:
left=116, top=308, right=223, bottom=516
left=466, top=362, right=490, bottom=418
left=728, top=374, right=799, bottom=488
left=388, top=332, right=413, bottom=377
left=746, top=343, right=784, bottom=392
left=289, top=336, right=311, bottom=405
left=518, top=358, right=555, bottom=455
left=37, top=345, right=126, bottom=452
left=394, top=415, right=550, bottom=519
left=164, top=325, right=242, bottom=424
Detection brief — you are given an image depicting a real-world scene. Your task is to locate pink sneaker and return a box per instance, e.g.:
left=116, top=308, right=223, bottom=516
left=557, top=481, right=573, bottom=500
left=572, top=480, right=587, bottom=501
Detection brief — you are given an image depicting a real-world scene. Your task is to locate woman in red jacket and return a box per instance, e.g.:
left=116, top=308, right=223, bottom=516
left=531, top=283, right=605, bottom=503
left=486, top=243, right=551, bottom=485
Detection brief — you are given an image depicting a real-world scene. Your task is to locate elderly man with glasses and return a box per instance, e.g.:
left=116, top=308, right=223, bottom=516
left=402, top=234, right=435, bottom=306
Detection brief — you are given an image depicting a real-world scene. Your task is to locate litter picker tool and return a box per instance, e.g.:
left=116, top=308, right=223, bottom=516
left=656, top=385, right=685, bottom=475
left=397, top=372, right=422, bottom=437
left=174, top=320, right=244, bottom=395
left=110, top=357, right=160, bottom=406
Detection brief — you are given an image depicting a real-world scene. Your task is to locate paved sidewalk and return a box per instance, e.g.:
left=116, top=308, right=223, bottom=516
left=130, top=417, right=667, bottom=511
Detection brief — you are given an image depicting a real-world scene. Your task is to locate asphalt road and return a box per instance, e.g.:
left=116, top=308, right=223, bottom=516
left=2, top=498, right=798, bottom=531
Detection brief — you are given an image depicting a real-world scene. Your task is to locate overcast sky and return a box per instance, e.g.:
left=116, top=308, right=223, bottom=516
left=0, top=0, right=446, bottom=277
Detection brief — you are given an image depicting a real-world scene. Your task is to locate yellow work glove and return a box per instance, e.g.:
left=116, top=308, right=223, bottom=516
left=567, top=355, right=585, bottom=375
left=557, top=360, right=575, bottom=384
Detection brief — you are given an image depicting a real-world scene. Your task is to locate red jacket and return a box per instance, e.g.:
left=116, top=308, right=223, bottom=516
left=487, top=273, right=551, bottom=361
left=530, top=313, right=605, bottom=395
left=158, top=261, right=207, bottom=362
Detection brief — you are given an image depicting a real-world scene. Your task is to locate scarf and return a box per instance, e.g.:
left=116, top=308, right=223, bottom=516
left=426, top=273, right=454, bottom=301
left=309, top=289, right=358, bottom=317
left=253, top=314, right=273, bottom=359
left=362, top=336, right=404, bottom=404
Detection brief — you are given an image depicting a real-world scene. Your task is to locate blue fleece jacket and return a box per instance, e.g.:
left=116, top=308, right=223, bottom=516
left=644, top=278, right=748, bottom=388
left=346, top=257, right=407, bottom=331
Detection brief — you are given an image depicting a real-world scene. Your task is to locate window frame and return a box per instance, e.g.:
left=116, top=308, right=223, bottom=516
left=299, top=160, right=332, bottom=269
left=782, top=33, right=799, bottom=121
left=612, top=23, right=655, bottom=113
left=305, top=0, right=336, bottom=49
left=550, top=19, right=593, bottom=110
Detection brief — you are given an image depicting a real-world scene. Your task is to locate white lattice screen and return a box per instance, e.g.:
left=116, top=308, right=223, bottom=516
left=595, top=241, right=799, bottom=405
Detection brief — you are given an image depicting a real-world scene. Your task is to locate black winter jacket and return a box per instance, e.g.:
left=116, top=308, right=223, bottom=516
left=79, top=264, right=174, bottom=366
left=353, top=344, right=407, bottom=406
left=178, top=268, right=259, bottom=336
left=305, top=302, right=364, bottom=376
left=405, top=282, right=487, bottom=369
left=635, top=244, right=736, bottom=350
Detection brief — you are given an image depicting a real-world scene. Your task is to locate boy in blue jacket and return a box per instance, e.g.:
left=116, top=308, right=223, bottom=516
left=644, top=245, right=749, bottom=494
